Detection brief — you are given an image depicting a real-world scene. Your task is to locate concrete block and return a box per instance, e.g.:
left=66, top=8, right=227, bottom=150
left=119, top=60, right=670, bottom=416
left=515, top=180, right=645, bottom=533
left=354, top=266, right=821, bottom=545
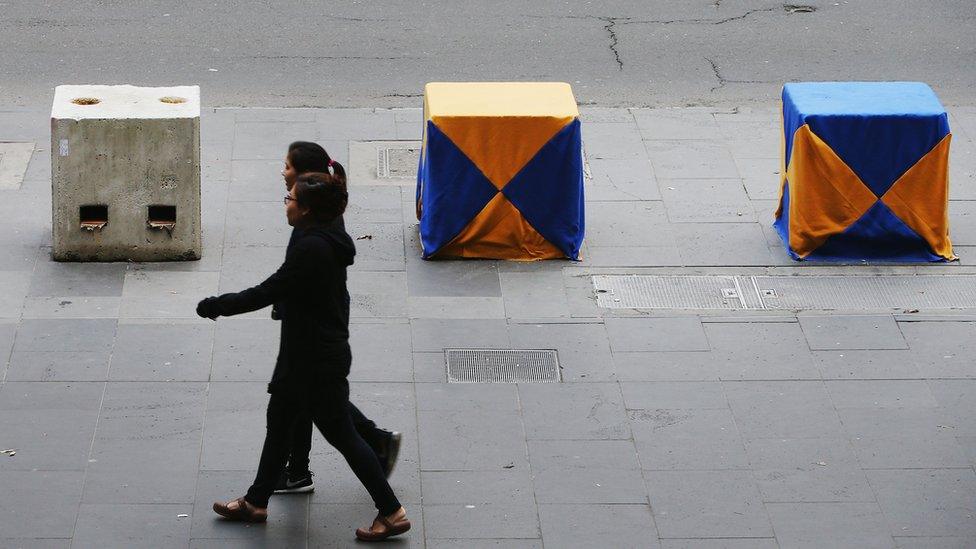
left=51, top=85, right=201, bottom=261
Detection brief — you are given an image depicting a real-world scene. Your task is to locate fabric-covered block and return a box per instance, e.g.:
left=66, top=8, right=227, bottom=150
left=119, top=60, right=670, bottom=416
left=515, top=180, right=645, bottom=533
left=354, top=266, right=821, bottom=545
left=416, top=82, right=584, bottom=260
left=773, top=82, right=954, bottom=262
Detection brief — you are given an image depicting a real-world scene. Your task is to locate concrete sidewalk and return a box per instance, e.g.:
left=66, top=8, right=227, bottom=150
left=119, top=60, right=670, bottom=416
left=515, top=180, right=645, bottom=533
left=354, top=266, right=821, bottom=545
left=1, top=105, right=975, bottom=548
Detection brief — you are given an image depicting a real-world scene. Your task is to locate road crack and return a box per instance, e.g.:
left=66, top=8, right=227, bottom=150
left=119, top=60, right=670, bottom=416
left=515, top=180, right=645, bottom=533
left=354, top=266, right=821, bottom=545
left=600, top=17, right=626, bottom=70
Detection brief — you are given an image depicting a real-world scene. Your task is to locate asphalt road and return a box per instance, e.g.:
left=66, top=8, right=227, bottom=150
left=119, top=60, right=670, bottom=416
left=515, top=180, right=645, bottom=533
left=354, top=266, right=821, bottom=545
left=1, top=1, right=974, bottom=108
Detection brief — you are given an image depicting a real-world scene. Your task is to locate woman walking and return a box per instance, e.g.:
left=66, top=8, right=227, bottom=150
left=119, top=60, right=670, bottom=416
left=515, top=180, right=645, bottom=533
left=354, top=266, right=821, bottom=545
left=196, top=170, right=410, bottom=541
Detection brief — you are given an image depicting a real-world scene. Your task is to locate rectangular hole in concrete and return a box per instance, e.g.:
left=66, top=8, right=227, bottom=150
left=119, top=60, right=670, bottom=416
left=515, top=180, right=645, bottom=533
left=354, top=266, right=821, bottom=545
left=79, top=204, right=107, bottom=231
left=148, top=205, right=176, bottom=230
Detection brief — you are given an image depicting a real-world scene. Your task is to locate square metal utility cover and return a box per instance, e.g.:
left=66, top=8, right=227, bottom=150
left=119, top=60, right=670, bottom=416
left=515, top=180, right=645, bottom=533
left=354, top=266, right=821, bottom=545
left=445, top=349, right=561, bottom=383
left=0, top=142, right=35, bottom=190
left=349, top=140, right=421, bottom=185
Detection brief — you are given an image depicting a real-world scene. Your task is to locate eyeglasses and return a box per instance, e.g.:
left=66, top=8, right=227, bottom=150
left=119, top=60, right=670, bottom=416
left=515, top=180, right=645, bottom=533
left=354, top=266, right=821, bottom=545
left=283, top=195, right=297, bottom=205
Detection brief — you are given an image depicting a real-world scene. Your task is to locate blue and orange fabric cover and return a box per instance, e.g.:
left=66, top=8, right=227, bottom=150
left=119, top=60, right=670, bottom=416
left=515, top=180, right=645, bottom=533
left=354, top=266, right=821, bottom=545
left=416, top=82, right=584, bottom=260
left=774, top=82, right=954, bottom=261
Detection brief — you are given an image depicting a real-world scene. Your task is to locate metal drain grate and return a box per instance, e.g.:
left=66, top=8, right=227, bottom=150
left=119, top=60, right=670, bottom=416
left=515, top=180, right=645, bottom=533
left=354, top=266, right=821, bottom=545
left=594, top=274, right=976, bottom=311
left=376, top=146, right=420, bottom=179
left=445, top=349, right=561, bottom=383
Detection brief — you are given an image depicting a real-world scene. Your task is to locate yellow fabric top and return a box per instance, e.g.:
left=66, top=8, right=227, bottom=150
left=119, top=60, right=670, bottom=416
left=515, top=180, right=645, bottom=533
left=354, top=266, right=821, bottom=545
left=424, top=82, right=578, bottom=119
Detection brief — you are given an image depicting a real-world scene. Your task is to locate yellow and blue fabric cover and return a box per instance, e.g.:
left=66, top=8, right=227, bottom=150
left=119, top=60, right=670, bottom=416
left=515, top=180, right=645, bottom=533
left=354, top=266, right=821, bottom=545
left=416, top=82, right=584, bottom=260
left=774, top=82, right=954, bottom=261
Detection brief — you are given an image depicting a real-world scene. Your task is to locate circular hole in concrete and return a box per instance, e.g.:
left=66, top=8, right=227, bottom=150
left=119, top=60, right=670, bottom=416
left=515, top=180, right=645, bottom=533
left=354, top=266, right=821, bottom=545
left=71, top=97, right=101, bottom=105
left=159, top=96, right=187, bottom=104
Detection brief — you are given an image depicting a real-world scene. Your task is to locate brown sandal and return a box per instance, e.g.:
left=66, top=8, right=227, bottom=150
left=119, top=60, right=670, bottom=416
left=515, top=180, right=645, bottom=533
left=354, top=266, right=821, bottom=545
left=212, top=497, right=268, bottom=523
left=355, top=512, right=411, bottom=541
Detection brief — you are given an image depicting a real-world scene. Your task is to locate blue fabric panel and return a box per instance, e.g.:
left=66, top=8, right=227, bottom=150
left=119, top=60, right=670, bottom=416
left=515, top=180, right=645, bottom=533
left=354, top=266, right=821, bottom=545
left=782, top=82, right=949, bottom=197
left=807, top=201, right=942, bottom=262
left=772, top=180, right=801, bottom=260
left=502, top=119, right=584, bottom=260
left=417, top=121, right=499, bottom=258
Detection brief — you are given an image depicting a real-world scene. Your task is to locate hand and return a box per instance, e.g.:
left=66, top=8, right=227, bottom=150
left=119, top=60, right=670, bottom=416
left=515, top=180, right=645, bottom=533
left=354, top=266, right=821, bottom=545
left=196, top=297, right=220, bottom=320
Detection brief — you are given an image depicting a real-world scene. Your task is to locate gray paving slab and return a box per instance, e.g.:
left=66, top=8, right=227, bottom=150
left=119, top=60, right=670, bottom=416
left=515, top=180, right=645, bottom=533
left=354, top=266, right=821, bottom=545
left=537, top=504, right=660, bottom=549
left=412, top=352, right=447, bottom=382
left=28, top=261, right=126, bottom=297
left=13, top=319, right=116, bottom=353
left=583, top=122, right=647, bottom=160
left=528, top=439, right=646, bottom=503
left=671, top=223, right=775, bottom=266
left=223, top=201, right=292, bottom=248
left=743, top=438, right=876, bottom=503
left=894, top=538, right=976, bottom=549
left=499, top=271, right=571, bottom=319
left=0, top=271, right=30, bottom=318
left=0, top=470, right=84, bottom=538
left=210, top=319, right=278, bottom=381
left=421, top=470, right=535, bottom=506
left=71, top=503, right=192, bottom=549
left=705, top=322, right=820, bottom=380
left=347, top=186, right=406, bottom=224
left=580, top=244, right=684, bottom=267
left=406, top=259, right=502, bottom=298
left=21, top=296, right=121, bottom=319
left=620, top=381, right=728, bottom=410
left=586, top=156, right=661, bottom=201
left=190, top=470, right=308, bottom=545
left=605, top=317, right=709, bottom=352
left=109, top=322, right=214, bottom=381
left=348, top=321, right=414, bottom=382
left=866, top=469, right=976, bottom=537
left=519, top=383, right=630, bottom=440
left=631, top=407, right=750, bottom=471
left=508, top=322, right=614, bottom=381
left=410, top=319, right=510, bottom=352
left=645, top=470, right=773, bottom=538
left=426, top=539, right=543, bottom=549
left=350, top=271, right=408, bottom=318
left=633, top=108, right=718, bottom=140
left=644, top=140, right=739, bottom=180
left=232, top=121, right=319, bottom=160
left=734, top=156, right=781, bottom=200
left=766, top=502, right=894, bottom=549
left=415, top=383, right=519, bottom=412
left=423, top=503, right=539, bottom=540
left=317, top=108, right=399, bottom=140
left=927, top=379, right=976, bottom=436
left=418, top=409, right=528, bottom=471
left=724, top=381, right=844, bottom=439
left=408, top=296, right=507, bottom=319
left=814, top=350, right=925, bottom=380
left=612, top=351, right=726, bottom=382
left=0, top=382, right=102, bottom=471
left=120, top=270, right=221, bottom=319
left=837, top=407, right=970, bottom=469
left=660, top=178, right=755, bottom=223
left=346, top=221, right=405, bottom=271
left=799, top=315, right=908, bottom=351
left=825, top=380, right=940, bottom=409
left=4, top=350, right=111, bottom=381
left=228, top=160, right=282, bottom=202
left=898, top=321, right=976, bottom=379
left=660, top=540, right=778, bottom=549
left=584, top=201, right=673, bottom=247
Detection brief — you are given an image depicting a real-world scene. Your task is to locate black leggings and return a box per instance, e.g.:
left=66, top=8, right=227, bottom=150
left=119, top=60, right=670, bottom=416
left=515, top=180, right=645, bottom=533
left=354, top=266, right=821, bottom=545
left=285, top=403, right=379, bottom=475
left=244, top=381, right=400, bottom=514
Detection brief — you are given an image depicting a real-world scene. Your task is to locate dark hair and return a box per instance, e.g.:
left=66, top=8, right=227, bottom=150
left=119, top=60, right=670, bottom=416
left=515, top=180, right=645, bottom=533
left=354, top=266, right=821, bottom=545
left=287, top=141, right=347, bottom=182
left=294, top=172, right=348, bottom=223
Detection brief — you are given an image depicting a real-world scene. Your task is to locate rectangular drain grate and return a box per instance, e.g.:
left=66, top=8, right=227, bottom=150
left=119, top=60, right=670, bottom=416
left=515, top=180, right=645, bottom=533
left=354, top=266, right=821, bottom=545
left=594, top=274, right=976, bottom=311
left=445, top=349, right=561, bottom=383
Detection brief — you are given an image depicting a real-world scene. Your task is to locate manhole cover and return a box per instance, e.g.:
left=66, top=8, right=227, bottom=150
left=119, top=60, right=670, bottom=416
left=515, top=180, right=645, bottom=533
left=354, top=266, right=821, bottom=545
left=349, top=140, right=421, bottom=185
left=0, top=142, right=35, bottom=190
left=377, top=146, right=420, bottom=179
left=445, top=349, right=561, bottom=383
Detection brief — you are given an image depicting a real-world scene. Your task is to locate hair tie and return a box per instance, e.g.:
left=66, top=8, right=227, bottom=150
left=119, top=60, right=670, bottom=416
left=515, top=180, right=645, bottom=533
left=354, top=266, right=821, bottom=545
left=327, top=159, right=335, bottom=167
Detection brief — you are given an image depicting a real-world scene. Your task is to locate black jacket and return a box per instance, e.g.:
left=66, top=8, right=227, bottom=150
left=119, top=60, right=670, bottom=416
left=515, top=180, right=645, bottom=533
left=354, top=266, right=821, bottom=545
left=210, top=220, right=356, bottom=393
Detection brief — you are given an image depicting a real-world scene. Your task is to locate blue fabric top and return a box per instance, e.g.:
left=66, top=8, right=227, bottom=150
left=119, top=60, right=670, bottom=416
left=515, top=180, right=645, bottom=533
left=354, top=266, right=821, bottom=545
left=782, top=82, right=949, bottom=197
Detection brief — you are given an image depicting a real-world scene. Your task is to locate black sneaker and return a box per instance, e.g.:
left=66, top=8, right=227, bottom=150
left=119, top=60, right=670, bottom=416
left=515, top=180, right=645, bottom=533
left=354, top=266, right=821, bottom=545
left=376, top=431, right=402, bottom=479
left=273, top=470, right=314, bottom=494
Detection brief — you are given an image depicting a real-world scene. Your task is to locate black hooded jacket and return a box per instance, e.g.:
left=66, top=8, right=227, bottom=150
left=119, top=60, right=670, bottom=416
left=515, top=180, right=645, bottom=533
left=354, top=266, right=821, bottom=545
left=209, top=220, right=357, bottom=393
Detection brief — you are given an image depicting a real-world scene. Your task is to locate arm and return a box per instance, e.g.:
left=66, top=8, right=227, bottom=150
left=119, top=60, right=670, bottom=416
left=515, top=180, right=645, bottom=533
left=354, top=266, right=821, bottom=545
left=199, top=239, right=320, bottom=318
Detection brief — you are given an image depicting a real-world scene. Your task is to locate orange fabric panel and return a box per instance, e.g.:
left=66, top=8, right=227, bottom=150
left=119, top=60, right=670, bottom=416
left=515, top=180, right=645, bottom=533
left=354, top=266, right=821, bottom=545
left=435, top=193, right=565, bottom=260
left=881, top=134, right=955, bottom=260
left=431, top=116, right=574, bottom=190
left=786, top=124, right=878, bottom=258
left=775, top=112, right=787, bottom=219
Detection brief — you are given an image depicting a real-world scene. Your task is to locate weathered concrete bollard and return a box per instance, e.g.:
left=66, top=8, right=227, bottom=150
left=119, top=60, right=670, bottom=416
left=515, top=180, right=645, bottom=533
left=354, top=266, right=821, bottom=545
left=51, top=85, right=201, bottom=261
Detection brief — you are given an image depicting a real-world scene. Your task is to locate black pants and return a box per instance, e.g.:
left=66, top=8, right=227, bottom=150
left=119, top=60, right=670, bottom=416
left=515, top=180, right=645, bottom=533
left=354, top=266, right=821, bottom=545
left=244, top=380, right=400, bottom=514
left=285, top=403, right=379, bottom=475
